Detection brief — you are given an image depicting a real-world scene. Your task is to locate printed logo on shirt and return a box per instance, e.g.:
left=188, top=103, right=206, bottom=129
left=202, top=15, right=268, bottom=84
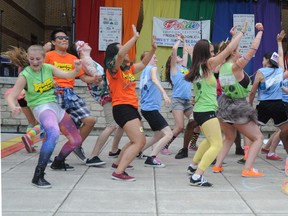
left=180, top=67, right=189, bottom=75
left=33, top=78, right=54, bottom=93
left=54, top=62, right=73, bottom=71
left=122, top=71, right=136, bottom=89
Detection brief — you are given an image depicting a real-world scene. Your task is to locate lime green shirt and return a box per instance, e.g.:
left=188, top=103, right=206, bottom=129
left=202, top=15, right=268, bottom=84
left=193, top=68, right=218, bottom=112
left=21, top=64, right=56, bottom=109
left=219, top=62, right=250, bottom=99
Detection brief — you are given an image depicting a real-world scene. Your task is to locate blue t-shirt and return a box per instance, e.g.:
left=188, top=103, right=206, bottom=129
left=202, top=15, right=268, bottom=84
left=140, top=65, right=162, bottom=111
left=171, top=65, right=192, bottom=100
left=282, top=78, right=288, bottom=103
left=257, top=67, right=283, bottom=101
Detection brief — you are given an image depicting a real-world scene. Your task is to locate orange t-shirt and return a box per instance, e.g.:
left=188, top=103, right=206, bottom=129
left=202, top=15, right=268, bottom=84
left=106, top=65, right=138, bottom=108
left=45, top=50, right=84, bottom=88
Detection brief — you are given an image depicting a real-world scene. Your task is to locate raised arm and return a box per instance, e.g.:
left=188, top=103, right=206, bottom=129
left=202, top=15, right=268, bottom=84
left=187, top=45, right=194, bottom=62
left=230, top=26, right=237, bottom=40
left=232, top=23, right=264, bottom=80
left=134, top=35, right=157, bottom=73
left=208, top=20, right=247, bottom=69
left=150, top=67, right=171, bottom=105
left=170, top=34, right=183, bottom=75
left=113, top=24, right=139, bottom=72
left=181, top=35, right=189, bottom=67
left=277, top=30, right=286, bottom=69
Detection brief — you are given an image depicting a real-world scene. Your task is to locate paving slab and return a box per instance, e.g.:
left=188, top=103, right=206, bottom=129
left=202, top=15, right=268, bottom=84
left=1, top=133, right=287, bottom=215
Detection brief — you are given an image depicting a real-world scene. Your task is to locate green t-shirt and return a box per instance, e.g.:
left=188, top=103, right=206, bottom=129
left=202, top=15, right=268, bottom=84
left=219, top=62, right=250, bottom=99
left=193, top=67, right=218, bottom=112
left=21, top=64, right=56, bottom=109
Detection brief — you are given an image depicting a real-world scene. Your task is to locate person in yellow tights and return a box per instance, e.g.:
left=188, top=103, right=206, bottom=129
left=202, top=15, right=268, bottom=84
left=184, top=20, right=248, bottom=187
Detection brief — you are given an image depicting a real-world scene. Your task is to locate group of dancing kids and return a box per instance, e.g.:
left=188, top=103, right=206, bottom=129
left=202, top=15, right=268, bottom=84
left=4, top=19, right=288, bottom=195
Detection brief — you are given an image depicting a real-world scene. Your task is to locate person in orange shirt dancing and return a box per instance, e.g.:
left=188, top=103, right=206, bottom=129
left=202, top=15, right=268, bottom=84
left=45, top=28, right=99, bottom=164
left=105, top=25, right=157, bottom=181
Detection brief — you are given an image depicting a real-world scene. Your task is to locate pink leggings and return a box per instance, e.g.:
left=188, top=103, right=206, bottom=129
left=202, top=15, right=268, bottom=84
left=37, top=110, right=82, bottom=168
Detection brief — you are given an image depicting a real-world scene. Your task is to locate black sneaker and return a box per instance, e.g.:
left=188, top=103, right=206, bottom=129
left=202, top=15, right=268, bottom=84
left=32, top=166, right=51, bottom=189
left=47, top=159, right=53, bottom=166
left=144, top=156, right=165, bottom=168
left=137, top=151, right=148, bottom=159
left=86, top=156, right=106, bottom=166
left=187, top=165, right=197, bottom=175
left=108, top=149, right=121, bottom=158
left=32, top=174, right=51, bottom=189
left=175, top=148, right=188, bottom=159
left=190, top=175, right=213, bottom=187
left=73, top=146, right=87, bottom=163
left=237, top=157, right=246, bottom=164
left=50, top=157, right=74, bottom=171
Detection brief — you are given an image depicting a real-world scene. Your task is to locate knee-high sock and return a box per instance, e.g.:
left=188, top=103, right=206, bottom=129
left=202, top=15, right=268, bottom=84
left=164, top=136, right=176, bottom=149
left=189, top=132, right=200, bottom=147
left=26, top=124, right=41, bottom=141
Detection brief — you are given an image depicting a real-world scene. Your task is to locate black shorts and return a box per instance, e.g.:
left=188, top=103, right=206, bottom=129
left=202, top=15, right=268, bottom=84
left=285, top=102, right=288, bottom=115
left=256, top=100, right=288, bottom=127
left=17, top=98, right=27, bottom=107
left=141, top=110, right=168, bottom=131
left=113, top=104, right=142, bottom=128
left=193, top=111, right=217, bottom=126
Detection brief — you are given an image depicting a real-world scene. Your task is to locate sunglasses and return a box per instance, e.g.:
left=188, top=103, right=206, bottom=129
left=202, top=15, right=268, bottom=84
left=55, top=36, right=69, bottom=40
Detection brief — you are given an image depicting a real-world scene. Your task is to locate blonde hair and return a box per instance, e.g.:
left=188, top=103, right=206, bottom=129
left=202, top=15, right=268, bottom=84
left=27, top=45, right=45, bottom=57
left=1, top=45, right=45, bottom=68
left=1, top=46, right=29, bottom=68
left=218, top=40, right=233, bottom=62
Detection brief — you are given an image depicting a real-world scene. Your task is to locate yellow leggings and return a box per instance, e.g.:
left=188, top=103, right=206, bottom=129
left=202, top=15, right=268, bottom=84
left=193, top=118, right=223, bottom=171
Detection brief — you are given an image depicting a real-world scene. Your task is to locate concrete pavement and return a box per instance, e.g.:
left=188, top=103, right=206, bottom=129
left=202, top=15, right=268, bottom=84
left=1, top=133, right=288, bottom=215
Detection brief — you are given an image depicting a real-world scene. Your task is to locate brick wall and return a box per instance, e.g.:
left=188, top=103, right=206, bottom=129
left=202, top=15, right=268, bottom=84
left=44, top=0, right=73, bottom=42
left=0, top=77, right=276, bottom=137
left=0, top=0, right=72, bottom=51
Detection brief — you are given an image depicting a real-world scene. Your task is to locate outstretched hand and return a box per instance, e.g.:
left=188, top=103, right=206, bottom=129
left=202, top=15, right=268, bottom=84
left=187, top=45, right=194, bottom=55
left=152, top=35, right=157, bottom=49
left=230, top=26, right=237, bottom=37
left=12, top=106, right=22, bottom=116
left=132, top=24, right=140, bottom=39
left=255, top=23, right=264, bottom=31
left=277, top=30, right=286, bottom=42
left=241, top=18, right=248, bottom=34
left=176, top=33, right=184, bottom=42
